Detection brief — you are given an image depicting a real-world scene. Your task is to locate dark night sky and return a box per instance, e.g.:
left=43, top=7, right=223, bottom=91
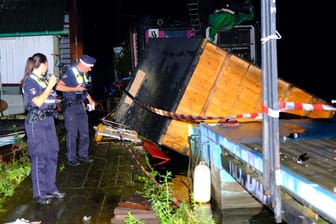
left=276, top=1, right=335, bottom=102
left=80, top=0, right=336, bottom=102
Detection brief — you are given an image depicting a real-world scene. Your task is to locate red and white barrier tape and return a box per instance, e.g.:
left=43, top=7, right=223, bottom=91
left=279, top=102, right=336, bottom=111
left=125, top=90, right=336, bottom=122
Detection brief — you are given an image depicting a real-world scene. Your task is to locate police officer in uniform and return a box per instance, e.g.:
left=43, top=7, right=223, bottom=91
left=21, top=53, right=65, bottom=205
left=56, top=55, right=96, bottom=166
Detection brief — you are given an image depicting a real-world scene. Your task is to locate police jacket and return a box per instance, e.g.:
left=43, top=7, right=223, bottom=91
left=22, top=73, right=57, bottom=111
left=60, top=66, right=89, bottom=103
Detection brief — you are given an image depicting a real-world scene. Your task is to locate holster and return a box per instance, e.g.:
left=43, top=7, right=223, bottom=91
left=26, top=110, right=37, bottom=124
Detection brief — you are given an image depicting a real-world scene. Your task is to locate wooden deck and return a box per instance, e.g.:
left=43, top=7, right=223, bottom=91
left=211, top=118, right=336, bottom=193
left=194, top=118, right=336, bottom=223
left=244, top=138, right=336, bottom=193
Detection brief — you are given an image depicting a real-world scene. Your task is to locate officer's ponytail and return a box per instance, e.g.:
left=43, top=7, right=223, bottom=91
left=20, top=53, right=48, bottom=86
left=20, top=57, right=34, bottom=86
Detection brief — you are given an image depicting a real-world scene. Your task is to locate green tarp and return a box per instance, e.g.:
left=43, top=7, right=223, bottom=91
left=208, top=1, right=255, bottom=41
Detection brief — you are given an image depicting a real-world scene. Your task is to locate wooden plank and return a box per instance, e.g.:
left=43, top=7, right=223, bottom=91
left=160, top=119, right=191, bottom=156
left=111, top=207, right=158, bottom=224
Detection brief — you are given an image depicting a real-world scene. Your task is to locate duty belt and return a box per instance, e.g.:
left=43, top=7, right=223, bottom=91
left=26, top=109, right=58, bottom=124
left=67, top=99, right=83, bottom=104
left=62, top=99, right=84, bottom=111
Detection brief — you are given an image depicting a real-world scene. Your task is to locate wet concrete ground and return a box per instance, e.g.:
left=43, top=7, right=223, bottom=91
left=0, top=126, right=149, bottom=223
left=0, top=114, right=192, bottom=224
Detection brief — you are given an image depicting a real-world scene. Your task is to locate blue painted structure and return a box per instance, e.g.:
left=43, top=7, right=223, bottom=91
left=190, top=119, right=336, bottom=223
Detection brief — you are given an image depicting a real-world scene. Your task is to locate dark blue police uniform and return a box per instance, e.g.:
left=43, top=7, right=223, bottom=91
left=23, top=73, right=59, bottom=199
left=61, top=66, right=90, bottom=163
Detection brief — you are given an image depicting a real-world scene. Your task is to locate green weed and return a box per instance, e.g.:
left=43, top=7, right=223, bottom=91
left=125, top=165, right=216, bottom=224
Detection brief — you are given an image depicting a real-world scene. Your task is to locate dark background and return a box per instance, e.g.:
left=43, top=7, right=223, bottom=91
left=80, top=0, right=336, bottom=103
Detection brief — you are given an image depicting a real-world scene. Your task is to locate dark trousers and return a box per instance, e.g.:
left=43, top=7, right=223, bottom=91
left=25, top=117, right=59, bottom=199
left=63, top=103, right=89, bottom=162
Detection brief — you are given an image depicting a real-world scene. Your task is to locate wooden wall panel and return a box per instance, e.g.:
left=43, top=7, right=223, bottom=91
left=161, top=41, right=334, bottom=155
left=116, top=39, right=334, bottom=157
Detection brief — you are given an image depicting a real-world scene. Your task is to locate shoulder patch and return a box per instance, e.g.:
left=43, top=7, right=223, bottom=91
left=29, top=88, right=37, bottom=95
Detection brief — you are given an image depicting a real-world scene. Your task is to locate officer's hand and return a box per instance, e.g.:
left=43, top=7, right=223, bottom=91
left=48, top=74, right=58, bottom=87
left=76, top=84, right=86, bottom=91
left=89, top=100, right=96, bottom=107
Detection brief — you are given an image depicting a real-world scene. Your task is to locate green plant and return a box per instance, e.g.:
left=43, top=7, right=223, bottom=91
left=0, top=123, right=30, bottom=210
left=125, top=166, right=216, bottom=224
left=124, top=212, right=145, bottom=224
left=0, top=121, right=66, bottom=204
left=59, top=162, right=65, bottom=172
left=0, top=146, right=30, bottom=198
left=12, top=125, right=24, bottom=146
left=0, top=120, right=66, bottom=197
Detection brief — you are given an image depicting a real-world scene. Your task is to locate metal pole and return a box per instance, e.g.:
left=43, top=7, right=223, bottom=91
left=0, top=54, right=3, bottom=96
left=261, top=0, right=282, bottom=222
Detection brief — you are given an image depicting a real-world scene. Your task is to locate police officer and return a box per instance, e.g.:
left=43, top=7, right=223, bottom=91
left=21, top=53, right=65, bottom=205
left=56, top=55, right=96, bottom=166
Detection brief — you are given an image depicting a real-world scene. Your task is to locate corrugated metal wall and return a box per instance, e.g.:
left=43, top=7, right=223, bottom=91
left=0, top=35, right=57, bottom=84
left=0, top=35, right=58, bottom=115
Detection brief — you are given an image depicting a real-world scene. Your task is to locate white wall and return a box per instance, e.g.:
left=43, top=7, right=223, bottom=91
left=0, top=35, right=58, bottom=115
left=0, top=35, right=57, bottom=84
